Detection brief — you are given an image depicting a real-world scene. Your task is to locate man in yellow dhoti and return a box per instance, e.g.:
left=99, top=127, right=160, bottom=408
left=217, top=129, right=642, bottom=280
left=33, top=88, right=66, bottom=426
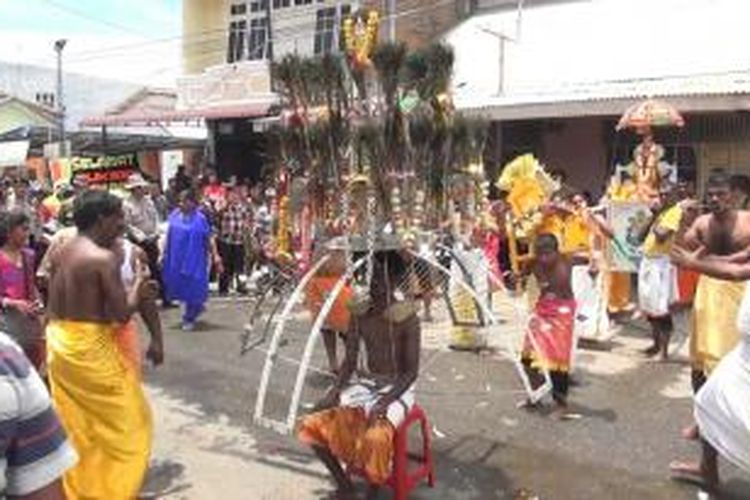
left=45, top=190, right=153, bottom=499
left=681, top=170, right=750, bottom=393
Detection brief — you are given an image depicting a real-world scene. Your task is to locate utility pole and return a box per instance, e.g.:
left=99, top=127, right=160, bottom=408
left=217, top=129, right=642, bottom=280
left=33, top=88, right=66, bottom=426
left=477, top=0, right=525, bottom=96
left=54, top=39, right=67, bottom=153
left=387, top=0, right=396, bottom=42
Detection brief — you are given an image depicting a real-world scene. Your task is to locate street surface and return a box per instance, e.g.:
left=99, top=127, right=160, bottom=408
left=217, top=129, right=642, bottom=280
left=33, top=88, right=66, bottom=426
left=139, top=295, right=750, bottom=499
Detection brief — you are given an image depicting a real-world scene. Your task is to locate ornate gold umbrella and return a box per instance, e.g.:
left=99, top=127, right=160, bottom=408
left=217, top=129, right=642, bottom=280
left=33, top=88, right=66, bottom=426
left=616, top=98, right=685, bottom=133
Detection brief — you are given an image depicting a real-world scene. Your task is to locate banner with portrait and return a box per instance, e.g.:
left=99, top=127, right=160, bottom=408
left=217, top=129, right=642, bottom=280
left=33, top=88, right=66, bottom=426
left=607, top=201, right=651, bottom=272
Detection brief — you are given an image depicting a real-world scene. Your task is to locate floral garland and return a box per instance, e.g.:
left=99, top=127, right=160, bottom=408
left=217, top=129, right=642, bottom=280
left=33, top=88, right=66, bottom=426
left=342, top=10, right=380, bottom=71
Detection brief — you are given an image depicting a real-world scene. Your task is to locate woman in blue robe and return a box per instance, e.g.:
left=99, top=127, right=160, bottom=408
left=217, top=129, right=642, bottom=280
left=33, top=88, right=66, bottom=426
left=162, top=189, right=221, bottom=330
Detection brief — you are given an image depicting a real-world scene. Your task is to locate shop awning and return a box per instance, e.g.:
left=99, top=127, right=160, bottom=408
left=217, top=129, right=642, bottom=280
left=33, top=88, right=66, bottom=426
left=0, top=126, right=205, bottom=157
left=80, top=101, right=278, bottom=127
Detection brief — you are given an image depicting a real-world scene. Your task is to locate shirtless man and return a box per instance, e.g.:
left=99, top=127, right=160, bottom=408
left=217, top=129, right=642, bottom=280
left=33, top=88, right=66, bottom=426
left=47, top=191, right=143, bottom=323
left=521, top=234, right=576, bottom=411
left=38, top=227, right=163, bottom=367
left=45, top=190, right=153, bottom=498
left=298, top=250, right=421, bottom=499
left=669, top=169, right=750, bottom=482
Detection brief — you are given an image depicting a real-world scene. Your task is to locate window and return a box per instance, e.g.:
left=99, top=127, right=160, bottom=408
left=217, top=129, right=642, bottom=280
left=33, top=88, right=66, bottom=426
left=272, top=0, right=291, bottom=7
left=294, top=0, right=313, bottom=5
left=250, top=0, right=267, bottom=12
left=227, top=20, right=247, bottom=62
left=231, top=3, right=247, bottom=15
left=35, top=92, right=55, bottom=108
left=248, top=17, right=268, bottom=60
left=314, top=5, right=349, bottom=55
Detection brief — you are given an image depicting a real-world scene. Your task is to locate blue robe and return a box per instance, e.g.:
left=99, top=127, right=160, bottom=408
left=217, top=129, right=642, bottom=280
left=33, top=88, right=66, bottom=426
left=162, top=209, right=211, bottom=306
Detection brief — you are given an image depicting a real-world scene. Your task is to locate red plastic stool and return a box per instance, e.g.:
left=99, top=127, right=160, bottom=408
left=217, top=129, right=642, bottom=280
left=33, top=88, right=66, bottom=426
left=349, top=404, right=436, bottom=499
left=387, top=404, right=436, bottom=499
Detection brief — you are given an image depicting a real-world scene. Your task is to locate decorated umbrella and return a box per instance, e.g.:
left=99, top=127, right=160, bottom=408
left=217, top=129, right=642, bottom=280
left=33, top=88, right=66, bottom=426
left=616, top=98, right=685, bottom=133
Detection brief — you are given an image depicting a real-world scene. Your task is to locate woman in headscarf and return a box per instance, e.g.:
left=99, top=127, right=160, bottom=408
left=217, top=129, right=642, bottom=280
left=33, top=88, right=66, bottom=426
left=162, top=189, right=222, bottom=330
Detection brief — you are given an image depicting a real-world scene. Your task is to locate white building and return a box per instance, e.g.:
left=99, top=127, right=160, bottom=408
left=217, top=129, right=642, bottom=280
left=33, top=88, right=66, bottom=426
left=444, top=0, right=750, bottom=193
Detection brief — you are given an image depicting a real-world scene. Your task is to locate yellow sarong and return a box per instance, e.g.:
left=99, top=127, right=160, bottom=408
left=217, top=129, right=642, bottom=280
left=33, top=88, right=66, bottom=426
left=47, top=320, right=152, bottom=499
left=691, top=276, right=747, bottom=374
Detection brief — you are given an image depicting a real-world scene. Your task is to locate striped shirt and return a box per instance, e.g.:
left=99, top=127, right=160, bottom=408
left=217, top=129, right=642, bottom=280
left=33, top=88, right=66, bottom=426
left=0, top=333, right=77, bottom=496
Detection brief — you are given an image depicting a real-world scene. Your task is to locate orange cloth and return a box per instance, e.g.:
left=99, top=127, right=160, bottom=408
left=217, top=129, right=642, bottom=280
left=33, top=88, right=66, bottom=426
left=306, top=276, right=353, bottom=333
left=116, top=321, right=142, bottom=379
left=298, top=407, right=394, bottom=485
left=608, top=272, right=632, bottom=313
left=676, top=267, right=700, bottom=305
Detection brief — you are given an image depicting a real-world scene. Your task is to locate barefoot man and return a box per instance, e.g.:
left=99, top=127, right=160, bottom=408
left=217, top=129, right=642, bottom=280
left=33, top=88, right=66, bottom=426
left=683, top=169, right=750, bottom=393
left=669, top=169, right=750, bottom=481
left=636, top=188, right=683, bottom=360
left=45, top=190, right=153, bottom=498
left=521, top=233, right=576, bottom=411
left=670, top=244, right=750, bottom=492
left=298, top=250, right=420, bottom=499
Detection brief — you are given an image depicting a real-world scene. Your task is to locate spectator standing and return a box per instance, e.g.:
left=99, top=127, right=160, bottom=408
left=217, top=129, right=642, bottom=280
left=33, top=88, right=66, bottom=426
left=165, top=177, right=180, bottom=214
left=123, top=173, right=167, bottom=306
left=150, top=183, right=169, bottom=222
left=202, top=171, right=226, bottom=207
left=0, top=331, right=78, bottom=499
left=218, top=187, right=251, bottom=295
left=174, top=165, right=191, bottom=193
left=0, top=210, right=44, bottom=370
left=162, top=189, right=222, bottom=330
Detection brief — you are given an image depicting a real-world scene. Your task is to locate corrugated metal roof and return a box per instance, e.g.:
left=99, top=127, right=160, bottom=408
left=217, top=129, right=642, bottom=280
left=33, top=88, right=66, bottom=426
left=80, top=101, right=275, bottom=127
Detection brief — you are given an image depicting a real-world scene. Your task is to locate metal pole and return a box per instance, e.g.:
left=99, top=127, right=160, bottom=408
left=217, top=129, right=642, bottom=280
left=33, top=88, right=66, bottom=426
left=498, top=36, right=505, bottom=95
left=388, top=0, right=396, bottom=42
left=54, top=39, right=67, bottom=152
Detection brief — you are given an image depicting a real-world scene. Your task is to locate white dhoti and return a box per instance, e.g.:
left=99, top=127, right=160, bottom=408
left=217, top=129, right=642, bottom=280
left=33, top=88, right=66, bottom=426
left=572, top=265, right=610, bottom=342
left=340, top=379, right=415, bottom=427
left=694, top=285, right=750, bottom=474
left=637, top=256, right=677, bottom=317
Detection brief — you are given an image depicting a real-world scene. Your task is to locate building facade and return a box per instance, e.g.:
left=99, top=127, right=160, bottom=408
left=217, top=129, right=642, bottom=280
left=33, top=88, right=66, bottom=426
left=446, top=0, right=750, bottom=197
left=0, top=61, right=140, bottom=135
left=181, top=0, right=469, bottom=180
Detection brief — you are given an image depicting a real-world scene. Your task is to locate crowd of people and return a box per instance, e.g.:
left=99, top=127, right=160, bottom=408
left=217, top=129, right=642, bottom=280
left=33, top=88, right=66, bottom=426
left=0, top=165, right=282, bottom=498
left=296, top=167, right=750, bottom=498
left=1, top=161, right=750, bottom=497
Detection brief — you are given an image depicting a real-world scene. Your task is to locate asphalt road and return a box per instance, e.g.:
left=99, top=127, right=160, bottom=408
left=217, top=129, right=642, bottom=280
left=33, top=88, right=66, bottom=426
left=141, top=294, right=750, bottom=500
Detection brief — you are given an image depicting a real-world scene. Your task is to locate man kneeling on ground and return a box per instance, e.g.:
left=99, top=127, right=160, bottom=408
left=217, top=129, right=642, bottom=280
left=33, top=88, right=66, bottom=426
left=298, top=250, right=420, bottom=499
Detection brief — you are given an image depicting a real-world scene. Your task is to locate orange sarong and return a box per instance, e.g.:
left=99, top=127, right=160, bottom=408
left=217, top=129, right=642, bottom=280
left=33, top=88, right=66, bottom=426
left=115, top=320, right=142, bottom=378
left=676, top=267, right=700, bottom=305
left=608, top=271, right=632, bottom=313
left=299, top=407, right=395, bottom=484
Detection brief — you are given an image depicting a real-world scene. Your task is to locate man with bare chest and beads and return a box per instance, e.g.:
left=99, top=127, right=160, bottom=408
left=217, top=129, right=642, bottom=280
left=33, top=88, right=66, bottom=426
left=298, top=250, right=420, bottom=499
left=521, top=233, right=576, bottom=412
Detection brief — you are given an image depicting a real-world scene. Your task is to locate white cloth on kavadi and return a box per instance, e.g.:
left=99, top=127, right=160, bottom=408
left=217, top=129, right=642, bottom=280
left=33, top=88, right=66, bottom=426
left=572, top=265, right=610, bottom=342
left=339, top=379, right=415, bottom=427
left=694, top=284, right=750, bottom=474
left=637, top=255, right=677, bottom=317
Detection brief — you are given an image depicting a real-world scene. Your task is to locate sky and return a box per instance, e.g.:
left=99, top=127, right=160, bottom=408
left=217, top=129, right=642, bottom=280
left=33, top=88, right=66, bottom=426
left=0, top=0, right=183, bottom=86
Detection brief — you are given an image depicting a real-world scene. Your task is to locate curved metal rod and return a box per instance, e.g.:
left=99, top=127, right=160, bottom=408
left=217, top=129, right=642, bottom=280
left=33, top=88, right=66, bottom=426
left=284, top=256, right=367, bottom=431
left=245, top=270, right=290, bottom=326
left=253, top=254, right=331, bottom=424
left=240, top=268, right=298, bottom=354
left=240, top=291, right=289, bottom=355
left=425, top=246, right=552, bottom=403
